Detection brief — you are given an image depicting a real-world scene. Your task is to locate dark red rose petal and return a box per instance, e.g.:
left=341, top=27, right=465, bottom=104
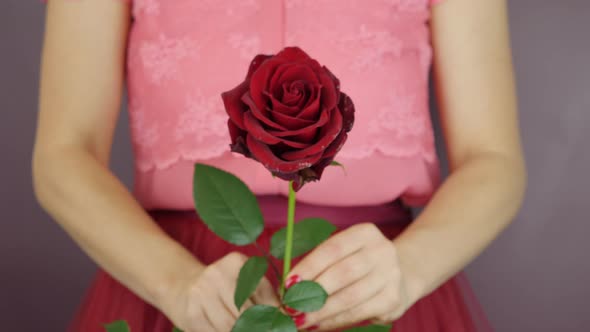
left=295, top=88, right=322, bottom=121
left=307, top=132, right=347, bottom=181
left=271, top=110, right=316, bottom=130
left=250, top=57, right=285, bottom=111
left=316, top=70, right=339, bottom=111
left=282, top=81, right=308, bottom=106
left=228, top=119, right=250, bottom=157
left=267, top=108, right=329, bottom=138
left=281, top=109, right=343, bottom=161
left=273, top=65, right=320, bottom=96
left=242, top=92, right=287, bottom=131
left=228, top=118, right=245, bottom=145
left=246, top=134, right=323, bottom=173
left=243, top=111, right=309, bottom=149
left=221, top=80, right=249, bottom=129
left=299, top=83, right=319, bottom=110
left=285, top=128, right=318, bottom=144
left=321, top=65, right=341, bottom=93
left=338, top=92, right=355, bottom=132
left=274, top=47, right=312, bottom=63
left=246, top=54, right=273, bottom=80
left=267, top=91, right=300, bottom=117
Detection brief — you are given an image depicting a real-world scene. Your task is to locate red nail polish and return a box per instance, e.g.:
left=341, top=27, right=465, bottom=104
left=284, top=306, right=300, bottom=316
left=286, top=274, right=302, bottom=289
left=293, top=313, right=306, bottom=328
left=307, top=324, right=320, bottom=331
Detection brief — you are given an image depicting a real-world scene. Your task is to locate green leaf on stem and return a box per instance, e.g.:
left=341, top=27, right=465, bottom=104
left=172, top=328, right=184, bottom=332
left=282, top=280, right=328, bottom=312
left=342, top=325, right=392, bottom=332
left=235, top=256, right=269, bottom=310
left=104, top=320, right=130, bottom=332
left=270, top=218, right=337, bottom=259
left=231, top=305, right=297, bottom=332
left=193, top=163, right=264, bottom=245
left=330, top=160, right=347, bottom=174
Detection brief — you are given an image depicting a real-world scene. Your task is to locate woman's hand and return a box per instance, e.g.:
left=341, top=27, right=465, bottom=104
left=161, top=252, right=280, bottom=332
left=287, top=223, right=414, bottom=331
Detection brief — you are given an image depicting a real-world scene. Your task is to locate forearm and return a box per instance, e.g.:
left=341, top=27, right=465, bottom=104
left=32, top=147, right=204, bottom=308
left=394, top=152, right=526, bottom=301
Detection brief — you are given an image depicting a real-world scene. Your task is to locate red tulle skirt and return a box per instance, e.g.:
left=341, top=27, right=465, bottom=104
left=69, top=196, right=492, bottom=332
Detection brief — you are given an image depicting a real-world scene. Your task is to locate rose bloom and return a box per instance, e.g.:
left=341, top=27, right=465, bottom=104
left=221, top=47, right=355, bottom=190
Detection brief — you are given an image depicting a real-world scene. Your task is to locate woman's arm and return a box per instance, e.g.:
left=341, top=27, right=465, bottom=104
left=33, top=0, right=203, bottom=308
left=395, top=0, right=527, bottom=300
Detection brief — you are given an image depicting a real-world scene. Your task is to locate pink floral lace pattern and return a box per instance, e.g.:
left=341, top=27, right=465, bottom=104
left=126, top=0, right=438, bottom=172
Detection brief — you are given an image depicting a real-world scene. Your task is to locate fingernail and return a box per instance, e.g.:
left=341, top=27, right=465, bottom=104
left=293, top=313, right=306, bottom=328
left=284, top=306, right=301, bottom=316
left=307, top=324, right=320, bottom=331
left=285, top=274, right=302, bottom=289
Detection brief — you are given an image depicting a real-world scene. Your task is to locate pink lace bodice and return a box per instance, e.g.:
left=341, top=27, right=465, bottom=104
left=44, top=0, right=445, bottom=208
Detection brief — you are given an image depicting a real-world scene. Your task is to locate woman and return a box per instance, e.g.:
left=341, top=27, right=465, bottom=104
left=33, top=0, right=526, bottom=331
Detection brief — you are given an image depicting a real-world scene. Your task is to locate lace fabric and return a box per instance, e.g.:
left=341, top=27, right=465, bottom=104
left=126, top=0, right=439, bottom=171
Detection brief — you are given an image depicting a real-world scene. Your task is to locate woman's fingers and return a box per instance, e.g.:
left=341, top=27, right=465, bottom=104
left=289, top=223, right=378, bottom=281
left=314, top=248, right=374, bottom=295
left=252, top=277, right=280, bottom=307
left=311, top=283, right=393, bottom=331
left=203, top=296, right=237, bottom=332
left=218, top=283, right=241, bottom=318
left=306, top=268, right=386, bottom=327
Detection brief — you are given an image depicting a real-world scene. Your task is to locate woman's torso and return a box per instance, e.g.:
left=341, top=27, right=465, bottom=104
left=125, top=0, right=441, bottom=209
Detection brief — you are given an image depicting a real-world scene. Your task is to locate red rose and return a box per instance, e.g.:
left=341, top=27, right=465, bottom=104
left=221, top=47, right=355, bottom=190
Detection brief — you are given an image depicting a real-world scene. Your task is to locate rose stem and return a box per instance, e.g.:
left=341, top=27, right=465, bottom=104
left=280, top=180, right=297, bottom=298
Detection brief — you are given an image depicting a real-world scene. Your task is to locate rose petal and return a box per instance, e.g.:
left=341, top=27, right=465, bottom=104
left=271, top=110, right=316, bottom=130
left=267, top=108, right=329, bottom=138
left=317, top=70, right=339, bottom=111
left=221, top=81, right=249, bottom=129
left=322, top=65, right=341, bottom=93
left=244, top=112, right=309, bottom=149
left=250, top=57, right=284, bottom=111
left=275, top=47, right=312, bottom=62
left=246, top=134, right=323, bottom=173
left=281, top=109, right=343, bottom=161
left=282, top=81, right=308, bottom=107
left=267, top=91, right=300, bottom=117
left=246, top=54, right=273, bottom=80
left=273, top=65, right=320, bottom=94
left=296, top=87, right=322, bottom=121
left=242, top=92, right=287, bottom=131
left=299, top=83, right=319, bottom=110
left=228, top=119, right=250, bottom=157
left=338, top=92, right=355, bottom=132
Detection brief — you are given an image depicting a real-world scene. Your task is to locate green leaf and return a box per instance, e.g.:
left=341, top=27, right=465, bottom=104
left=104, top=320, right=130, bottom=332
left=193, top=163, right=264, bottom=245
left=235, top=256, right=269, bottom=310
left=231, top=305, right=297, bottom=332
left=172, top=328, right=183, bottom=332
left=330, top=160, right=347, bottom=174
left=330, top=160, right=343, bottom=167
left=342, top=324, right=392, bottom=332
left=270, top=218, right=337, bottom=259
left=282, top=281, right=328, bottom=312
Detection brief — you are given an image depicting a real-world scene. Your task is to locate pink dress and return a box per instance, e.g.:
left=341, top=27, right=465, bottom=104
left=43, top=0, right=492, bottom=331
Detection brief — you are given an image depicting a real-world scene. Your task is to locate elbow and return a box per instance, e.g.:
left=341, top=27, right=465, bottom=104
left=31, top=146, right=73, bottom=213
left=510, top=154, right=528, bottom=221
left=31, top=148, right=57, bottom=212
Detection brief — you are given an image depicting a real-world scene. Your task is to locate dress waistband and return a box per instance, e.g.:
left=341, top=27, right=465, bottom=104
left=256, top=195, right=413, bottom=227
left=149, top=195, right=413, bottom=228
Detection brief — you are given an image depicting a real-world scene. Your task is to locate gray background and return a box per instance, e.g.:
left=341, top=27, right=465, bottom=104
left=1, top=0, right=589, bottom=331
